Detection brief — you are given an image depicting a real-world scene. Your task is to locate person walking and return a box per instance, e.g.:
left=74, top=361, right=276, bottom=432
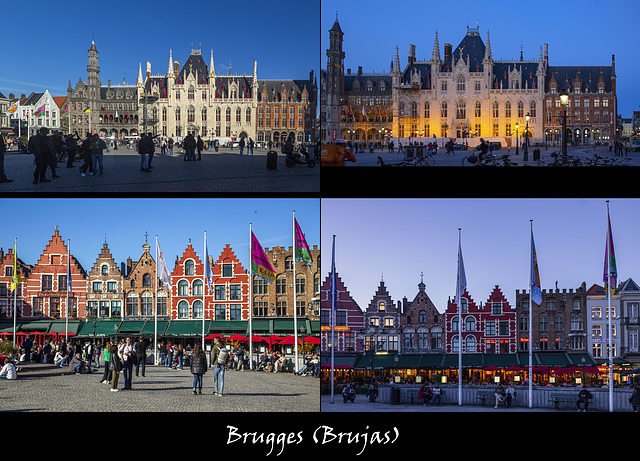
left=118, top=337, right=135, bottom=390
left=89, top=134, right=106, bottom=176
left=239, top=137, right=245, bottom=156
left=138, top=133, right=151, bottom=172
left=146, top=133, right=155, bottom=169
left=135, top=337, right=148, bottom=377
left=190, top=343, right=207, bottom=394
left=100, top=341, right=112, bottom=384
left=0, top=132, right=12, bottom=183
left=109, top=344, right=122, bottom=392
left=196, top=135, right=204, bottom=161
left=248, top=137, right=254, bottom=155
left=167, top=137, right=174, bottom=155
left=184, top=133, right=196, bottom=161
left=212, top=336, right=229, bottom=396
left=79, top=133, right=92, bottom=176
left=28, top=127, right=56, bottom=184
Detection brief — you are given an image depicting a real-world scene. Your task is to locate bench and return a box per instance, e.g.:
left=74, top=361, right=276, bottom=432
left=477, top=389, right=516, bottom=407
left=549, top=392, right=592, bottom=410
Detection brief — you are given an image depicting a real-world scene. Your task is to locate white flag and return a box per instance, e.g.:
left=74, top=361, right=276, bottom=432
left=156, top=239, right=172, bottom=289
left=5, top=101, right=19, bottom=117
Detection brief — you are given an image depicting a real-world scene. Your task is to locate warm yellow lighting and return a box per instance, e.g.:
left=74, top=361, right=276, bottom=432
left=559, top=90, right=569, bottom=106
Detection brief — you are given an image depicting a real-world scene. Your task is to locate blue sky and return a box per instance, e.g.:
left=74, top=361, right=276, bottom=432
left=0, top=0, right=319, bottom=98
left=321, top=0, right=640, bottom=117
left=0, top=198, right=319, bottom=274
left=321, top=199, right=640, bottom=313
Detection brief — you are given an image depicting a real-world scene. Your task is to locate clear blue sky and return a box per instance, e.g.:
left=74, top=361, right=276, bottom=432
left=0, top=198, right=319, bottom=274
left=321, top=0, right=640, bottom=117
left=0, top=0, right=319, bottom=99
left=321, top=199, right=640, bottom=314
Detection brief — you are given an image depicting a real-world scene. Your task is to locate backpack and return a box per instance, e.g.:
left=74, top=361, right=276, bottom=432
left=217, top=347, right=229, bottom=365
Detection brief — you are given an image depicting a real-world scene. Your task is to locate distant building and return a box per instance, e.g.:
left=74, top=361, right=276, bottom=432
left=400, top=275, right=444, bottom=353
left=516, top=282, right=588, bottom=354
left=320, top=271, right=364, bottom=353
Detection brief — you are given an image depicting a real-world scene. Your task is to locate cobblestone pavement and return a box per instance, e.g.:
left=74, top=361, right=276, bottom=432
left=0, top=364, right=319, bottom=412
left=0, top=147, right=319, bottom=193
left=347, top=145, right=640, bottom=167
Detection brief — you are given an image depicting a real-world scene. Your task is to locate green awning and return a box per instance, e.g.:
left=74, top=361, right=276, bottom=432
left=141, top=321, right=169, bottom=336
left=48, top=321, right=84, bottom=335
left=355, top=353, right=398, bottom=370
left=118, top=321, right=146, bottom=334
left=18, top=320, right=52, bottom=332
left=534, top=352, right=572, bottom=367
left=77, top=320, right=121, bottom=337
left=418, top=354, right=445, bottom=369
left=165, top=320, right=206, bottom=336
left=442, top=354, right=485, bottom=369
left=320, top=354, right=359, bottom=368
left=566, top=353, right=598, bottom=366
left=208, top=320, right=246, bottom=333
left=396, top=354, right=422, bottom=368
left=483, top=354, right=519, bottom=368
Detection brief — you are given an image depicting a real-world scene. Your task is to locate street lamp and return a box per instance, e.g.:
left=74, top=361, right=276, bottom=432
left=559, top=90, right=569, bottom=156
left=524, top=113, right=530, bottom=161
left=515, top=122, right=519, bottom=156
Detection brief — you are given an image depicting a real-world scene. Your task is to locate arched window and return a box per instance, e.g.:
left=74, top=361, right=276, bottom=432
left=530, top=100, right=536, bottom=118
left=226, top=107, right=231, bottom=122
left=456, top=99, right=466, bottom=119
left=474, top=100, right=481, bottom=118
left=188, top=86, right=195, bottom=100
left=175, top=107, right=181, bottom=121
left=492, top=100, right=499, bottom=118
left=465, top=316, right=476, bottom=332
left=178, top=300, right=189, bottom=319
left=424, top=101, right=430, bottom=118
left=236, top=107, right=242, bottom=122
left=465, top=335, right=476, bottom=352
left=419, top=310, right=427, bottom=323
left=518, top=100, right=524, bottom=118
left=185, top=260, right=195, bottom=276
left=411, top=101, right=418, bottom=117
left=246, top=107, right=251, bottom=122
left=187, top=106, right=195, bottom=123
left=505, top=101, right=511, bottom=118
left=193, top=300, right=203, bottom=318
left=441, top=100, right=447, bottom=118
left=193, top=279, right=203, bottom=296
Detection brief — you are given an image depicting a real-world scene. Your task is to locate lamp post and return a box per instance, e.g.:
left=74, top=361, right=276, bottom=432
left=524, top=113, right=530, bottom=161
left=515, top=122, right=519, bottom=156
left=559, top=90, right=569, bottom=156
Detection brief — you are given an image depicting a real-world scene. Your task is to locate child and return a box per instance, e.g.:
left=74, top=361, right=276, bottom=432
left=0, top=357, right=17, bottom=380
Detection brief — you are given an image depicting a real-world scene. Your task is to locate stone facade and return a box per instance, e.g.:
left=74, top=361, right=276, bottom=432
left=515, top=282, right=588, bottom=353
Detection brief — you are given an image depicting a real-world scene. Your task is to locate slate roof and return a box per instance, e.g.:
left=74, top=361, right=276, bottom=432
left=345, top=73, right=392, bottom=93
left=546, top=66, right=613, bottom=93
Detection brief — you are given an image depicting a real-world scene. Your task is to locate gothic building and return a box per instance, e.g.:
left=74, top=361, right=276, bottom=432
left=67, top=40, right=139, bottom=138
left=66, top=40, right=317, bottom=144
left=139, top=47, right=316, bottom=144
left=322, top=17, right=617, bottom=147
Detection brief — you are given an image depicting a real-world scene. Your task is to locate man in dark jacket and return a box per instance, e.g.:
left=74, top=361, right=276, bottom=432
left=146, top=133, right=155, bottom=168
left=138, top=133, right=151, bottom=172
left=212, top=337, right=229, bottom=396
left=79, top=133, right=93, bottom=176
left=0, top=132, right=11, bottom=183
left=576, top=385, right=592, bottom=412
left=135, top=337, right=149, bottom=377
left=66, top=132, right=79, bottom=168
left=196, top=135, right=204, bottom=160
left=28, top=127, right=56, bottom=184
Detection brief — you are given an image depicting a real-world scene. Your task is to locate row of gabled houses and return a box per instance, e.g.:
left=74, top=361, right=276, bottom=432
left=320, top=271, right=640, bottom=366
left=0, top=227, right=320, bottom=339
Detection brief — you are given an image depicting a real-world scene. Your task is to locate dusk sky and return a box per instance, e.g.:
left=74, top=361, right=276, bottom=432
left=0, top=198, right=319, bottom=275
left=321, top=199, right=640, bottom=314
left=321, top=0, right=640, bottom=117
left=1, top=0, right=319, bottom=99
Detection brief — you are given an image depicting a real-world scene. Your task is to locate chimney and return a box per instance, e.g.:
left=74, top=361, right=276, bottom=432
left=174, top=61, right=180, bottom=77
left=544, top=43, right=548, bottom=66
left=408, top=44, right=416, bottom=66
left=444, top=43, right=452, bottom=63
left=358, top=66, right=362, bottom=76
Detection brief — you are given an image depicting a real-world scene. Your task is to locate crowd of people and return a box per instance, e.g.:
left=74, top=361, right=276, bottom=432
left=0, top=334, right=319, bottom=394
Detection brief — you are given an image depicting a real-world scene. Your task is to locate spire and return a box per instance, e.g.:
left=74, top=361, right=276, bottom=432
left=431, top=30, right=441, bottom=62
left=167, top=49, right=173, bottom=76
left=393, top=46, right=400, bottom=73
left=485, top=30, right=492, bottom=61
left=137, top=62, right=143, bottom=84
left=520, top=42, right=523, bottom=61
left=209, top=49, right=215, bottom=76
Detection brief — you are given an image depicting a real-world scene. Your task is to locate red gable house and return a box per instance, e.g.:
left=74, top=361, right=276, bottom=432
left=23, top=227, right=86, bottom=319
left=170, top=241, right=205, bottom=320
left=320, top=271, right=364, bottom=353
left=208, top=244, right=249, bottom=322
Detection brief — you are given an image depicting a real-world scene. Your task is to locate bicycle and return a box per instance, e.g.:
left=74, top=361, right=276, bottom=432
left=462, top=152, right=498, bottom=167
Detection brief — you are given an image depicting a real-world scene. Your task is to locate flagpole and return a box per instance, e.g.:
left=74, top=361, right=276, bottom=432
left=606, top=200, right=613, bottom=412
left=155, top=235, right=158, bottom=366
left=457, top=228, right=462, bottom=406
left=529, top=221, right=533, bottom=409
left=293, top=211, right=299, bottom=373
left=12, top=238, right=17, bottom=349
left=330, top=235, right=336, bottom=404
left=66, top=239, right=70, bottom=340
left=202, top=231, right=206, bottom=351
left=249, top=223, right=254, bottom=370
